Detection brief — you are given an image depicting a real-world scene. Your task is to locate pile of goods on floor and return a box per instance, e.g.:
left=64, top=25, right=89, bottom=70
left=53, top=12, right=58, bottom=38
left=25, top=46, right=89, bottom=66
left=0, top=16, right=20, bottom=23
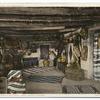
left=65, top=68, right=84, bottom=81
left=22, top=67, right=64, bottom=93
left=65, top=61, right=84, bottom=81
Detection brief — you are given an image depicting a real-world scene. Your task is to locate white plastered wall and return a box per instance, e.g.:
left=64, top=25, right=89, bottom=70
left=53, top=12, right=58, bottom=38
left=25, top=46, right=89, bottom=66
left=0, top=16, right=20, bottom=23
left=23, top=46, right=56, bottom=67
left=81, top=30, right=94, bottom=79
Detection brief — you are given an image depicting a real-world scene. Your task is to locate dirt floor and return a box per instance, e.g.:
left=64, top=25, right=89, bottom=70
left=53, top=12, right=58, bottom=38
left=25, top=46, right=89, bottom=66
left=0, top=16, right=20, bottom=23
left=25, top=77, right=100, bottom=94
left=23, top=67, right=100, bottom=94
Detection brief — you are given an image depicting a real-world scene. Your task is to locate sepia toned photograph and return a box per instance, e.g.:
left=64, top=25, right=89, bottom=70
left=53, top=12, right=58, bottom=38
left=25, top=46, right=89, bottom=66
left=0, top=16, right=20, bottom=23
left=0, top=5, right=100, bottom=96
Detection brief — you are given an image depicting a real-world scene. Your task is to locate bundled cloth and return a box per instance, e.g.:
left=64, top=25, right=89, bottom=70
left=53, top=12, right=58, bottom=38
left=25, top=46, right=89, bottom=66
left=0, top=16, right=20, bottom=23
left=7, top=70, right=26, bottom=94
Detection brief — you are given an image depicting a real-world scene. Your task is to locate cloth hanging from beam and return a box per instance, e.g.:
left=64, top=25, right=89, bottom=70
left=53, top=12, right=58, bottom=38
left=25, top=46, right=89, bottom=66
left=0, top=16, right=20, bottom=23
left=64, top=28, right=82, bottom=39
left=93, top=33, right=100, bottom=80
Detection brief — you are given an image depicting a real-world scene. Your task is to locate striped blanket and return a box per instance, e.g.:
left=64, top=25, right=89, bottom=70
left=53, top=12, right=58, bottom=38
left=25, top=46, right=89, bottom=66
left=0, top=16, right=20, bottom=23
left=26, top=75, right=63, bottom=83
left=93, top=33, right=100, bottom=80
left=23, top=67, right=54, bottom=77
left=7, top=70, right=26, bottom=94
left=23, top=67, right=64, bottom=93
left=22, top=67, right=64, bottom=83
left=63, top=85, right=99, bottom=94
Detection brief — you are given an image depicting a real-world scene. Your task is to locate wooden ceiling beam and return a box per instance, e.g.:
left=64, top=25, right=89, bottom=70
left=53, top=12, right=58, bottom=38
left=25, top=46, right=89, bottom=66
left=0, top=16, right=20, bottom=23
left=0, top=14, right=99, bottom=20
left=0, top=18, right=92, bottom=22
left=0, top=20, right=94, bottom=28
left=0, top=26, right=66, bottom=31
left=0, top=27, right=76, bottom=33
left=0, top=7, right=100, bottom=16
left=0, top=30, right=60, bottom=35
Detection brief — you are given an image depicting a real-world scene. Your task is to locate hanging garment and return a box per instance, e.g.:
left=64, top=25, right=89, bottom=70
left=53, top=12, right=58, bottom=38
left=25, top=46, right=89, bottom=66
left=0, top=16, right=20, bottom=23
left=13, top=54, right=22, bottom=69
left=93, top=33, right=100, bottom=80
left=73, top=46, right=80, bottom=60
left=3, top=53, right=13, bottom=65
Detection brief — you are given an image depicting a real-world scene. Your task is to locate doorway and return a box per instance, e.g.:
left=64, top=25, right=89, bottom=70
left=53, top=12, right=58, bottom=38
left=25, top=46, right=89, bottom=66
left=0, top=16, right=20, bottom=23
left=40, top=45, right=49, bottom=59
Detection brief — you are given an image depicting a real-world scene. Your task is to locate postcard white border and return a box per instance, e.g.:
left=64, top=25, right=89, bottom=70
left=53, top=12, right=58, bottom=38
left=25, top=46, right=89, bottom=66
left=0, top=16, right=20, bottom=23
left=0, top=0, right=100, bottom=97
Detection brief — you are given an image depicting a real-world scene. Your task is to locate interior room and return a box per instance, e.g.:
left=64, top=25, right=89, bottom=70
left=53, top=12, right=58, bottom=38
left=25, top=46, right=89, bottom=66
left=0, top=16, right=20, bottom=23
left=0, top=7, right=100, bottom=94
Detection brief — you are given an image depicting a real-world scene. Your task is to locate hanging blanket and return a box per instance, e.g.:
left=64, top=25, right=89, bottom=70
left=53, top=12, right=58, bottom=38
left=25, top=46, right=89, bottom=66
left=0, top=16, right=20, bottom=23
left=93, top=33, right=100, bottom=80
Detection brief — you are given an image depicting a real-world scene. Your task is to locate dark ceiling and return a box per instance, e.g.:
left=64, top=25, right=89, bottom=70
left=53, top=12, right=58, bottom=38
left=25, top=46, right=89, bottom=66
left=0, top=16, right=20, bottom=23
left=0, top=7, right=100, bottom=36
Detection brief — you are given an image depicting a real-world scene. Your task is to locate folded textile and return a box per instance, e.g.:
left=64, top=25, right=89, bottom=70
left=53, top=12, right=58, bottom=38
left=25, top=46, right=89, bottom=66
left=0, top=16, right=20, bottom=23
left=26, top=75, right=63, bottom=83
left=7, top=70, right=26, bottom=94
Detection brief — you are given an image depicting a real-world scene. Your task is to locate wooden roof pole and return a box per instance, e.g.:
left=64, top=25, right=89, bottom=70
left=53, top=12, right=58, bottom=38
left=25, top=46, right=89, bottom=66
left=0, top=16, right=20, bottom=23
left=64, top=28, right=82, bottom=38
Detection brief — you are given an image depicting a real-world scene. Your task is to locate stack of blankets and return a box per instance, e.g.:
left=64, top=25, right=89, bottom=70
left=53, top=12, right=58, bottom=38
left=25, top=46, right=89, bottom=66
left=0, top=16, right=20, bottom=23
left=25, top=75, right=63, bottom=83
left=22, top=67, right=64, bottom=93
left=22, top=67, right=54, bottom=77
left=7, top=70, right=26, bottom=94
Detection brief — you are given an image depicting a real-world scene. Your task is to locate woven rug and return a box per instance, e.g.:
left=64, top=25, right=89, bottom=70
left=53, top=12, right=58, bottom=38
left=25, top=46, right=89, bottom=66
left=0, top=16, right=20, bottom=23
left=26, top=75, right=63, bottom=83
left=23, top=67, right=54, bottom=76
left=22, top=67, right=64, bottom=83
left=7, top=70, right=26, bottom=94
left=63, top=85, right=99, bottom=94
left=23, top=67, right=64, bottom=93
